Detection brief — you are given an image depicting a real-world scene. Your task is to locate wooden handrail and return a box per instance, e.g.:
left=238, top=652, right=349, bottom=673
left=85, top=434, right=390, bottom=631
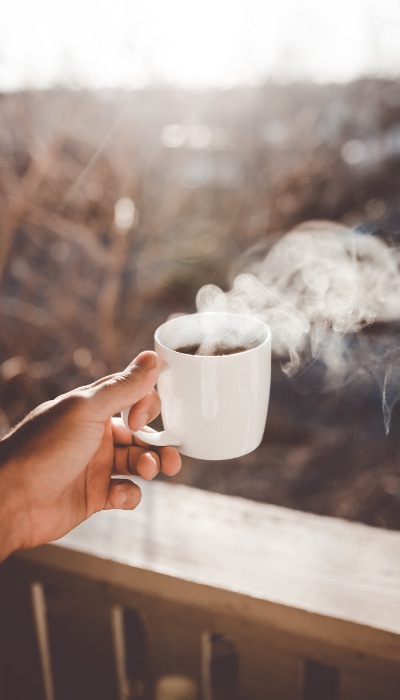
left=17, top=479, right=400, bottom=659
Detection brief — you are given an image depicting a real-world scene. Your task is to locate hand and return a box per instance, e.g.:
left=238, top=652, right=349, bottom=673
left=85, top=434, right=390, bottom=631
left=0, top=351, right=181, bottom=561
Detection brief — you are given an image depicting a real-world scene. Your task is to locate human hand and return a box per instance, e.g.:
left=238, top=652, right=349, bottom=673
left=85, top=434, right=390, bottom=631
left=0, top=351, right=181, bottom=560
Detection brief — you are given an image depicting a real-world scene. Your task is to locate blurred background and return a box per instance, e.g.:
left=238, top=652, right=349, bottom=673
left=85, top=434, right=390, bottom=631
left=1, top=0, right=400, bottom=529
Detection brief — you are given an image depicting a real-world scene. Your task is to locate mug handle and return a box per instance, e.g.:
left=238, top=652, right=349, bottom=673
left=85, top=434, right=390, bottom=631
left=121, top=407, right=181, bottom=447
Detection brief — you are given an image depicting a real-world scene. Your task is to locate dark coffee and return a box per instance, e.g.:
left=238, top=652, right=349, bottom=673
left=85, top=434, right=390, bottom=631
left=175, top=342, right=257, bottom=356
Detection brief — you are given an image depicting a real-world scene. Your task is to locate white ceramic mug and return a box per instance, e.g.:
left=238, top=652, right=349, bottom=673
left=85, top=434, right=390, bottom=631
left=121, top=312, right=271, bottom=460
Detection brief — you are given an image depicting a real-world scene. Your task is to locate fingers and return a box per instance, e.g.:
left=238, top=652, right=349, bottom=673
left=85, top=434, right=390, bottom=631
left=124, top=388, right=161, bottom=431
left=111, top=416, right=182, bottom=478
left=87, top=351, right=160, bottom=420
left=113, top=444, right=182, bottom=480
left=114, top=445, right=160, bottom=479
left=104, top=479, right=142, bottom=510
left=152, top=445, right=182, bottom=476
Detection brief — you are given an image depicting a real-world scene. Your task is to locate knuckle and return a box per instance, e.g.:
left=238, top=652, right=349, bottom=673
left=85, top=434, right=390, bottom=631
left=123, top=366, right=149, bottom=387
left=123, top=368, right=157, bottom=398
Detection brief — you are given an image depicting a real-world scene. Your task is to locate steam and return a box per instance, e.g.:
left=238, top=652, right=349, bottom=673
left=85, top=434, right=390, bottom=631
left=196, top=221, right=400, bottom=433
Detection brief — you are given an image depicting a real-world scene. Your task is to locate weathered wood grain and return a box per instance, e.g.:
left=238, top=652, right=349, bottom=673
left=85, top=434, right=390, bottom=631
left=17, top=479, right=400, bottom=664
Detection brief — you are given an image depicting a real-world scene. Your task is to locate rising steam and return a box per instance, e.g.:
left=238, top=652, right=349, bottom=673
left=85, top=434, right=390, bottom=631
left=196, top=221, right=400, bottom=433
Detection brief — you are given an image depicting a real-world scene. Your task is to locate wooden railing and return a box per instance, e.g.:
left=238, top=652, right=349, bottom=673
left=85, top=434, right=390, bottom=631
left=1, top=479, right=400, bottom=700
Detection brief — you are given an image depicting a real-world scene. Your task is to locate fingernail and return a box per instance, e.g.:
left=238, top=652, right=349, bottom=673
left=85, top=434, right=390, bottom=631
left=146, top=453, right=160, bottom=478
left=136, top=411, right=150, bottom=430
left=119, top=490, right=129, bottom=506
left=133, top=352, right=157, bottom=370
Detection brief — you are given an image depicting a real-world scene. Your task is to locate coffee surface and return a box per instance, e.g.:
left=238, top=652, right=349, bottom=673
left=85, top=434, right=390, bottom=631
left=175, top=343, right=255, bottom=356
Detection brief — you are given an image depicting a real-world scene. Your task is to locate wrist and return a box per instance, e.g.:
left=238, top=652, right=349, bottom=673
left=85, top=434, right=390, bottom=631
left=0, top=447, right=28, bottom=562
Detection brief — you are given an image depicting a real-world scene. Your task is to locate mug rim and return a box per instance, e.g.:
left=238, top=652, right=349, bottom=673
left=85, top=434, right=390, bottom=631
left=155, top=311, right=271, bottom=357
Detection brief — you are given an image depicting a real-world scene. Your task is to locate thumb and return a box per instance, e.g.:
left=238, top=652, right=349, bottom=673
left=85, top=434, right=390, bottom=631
left=88, top=352, right=160, bottom=420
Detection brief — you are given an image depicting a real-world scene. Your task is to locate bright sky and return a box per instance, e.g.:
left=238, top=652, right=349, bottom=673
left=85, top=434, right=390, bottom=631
left=0, top=0, right=399, bottom=90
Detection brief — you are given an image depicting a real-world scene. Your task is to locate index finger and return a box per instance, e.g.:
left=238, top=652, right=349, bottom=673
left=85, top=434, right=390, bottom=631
left=87, top=352, right=160, bottom=420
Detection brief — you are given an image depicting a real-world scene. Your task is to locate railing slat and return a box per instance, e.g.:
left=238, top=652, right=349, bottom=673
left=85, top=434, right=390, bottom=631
left=31, top=582, right=55, bottom=700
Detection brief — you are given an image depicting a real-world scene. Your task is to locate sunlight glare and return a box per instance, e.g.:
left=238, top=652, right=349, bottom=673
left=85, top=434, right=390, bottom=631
left=0, top=0, right=399, bottom=89
left=114, top=197, right=136, bottom=231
